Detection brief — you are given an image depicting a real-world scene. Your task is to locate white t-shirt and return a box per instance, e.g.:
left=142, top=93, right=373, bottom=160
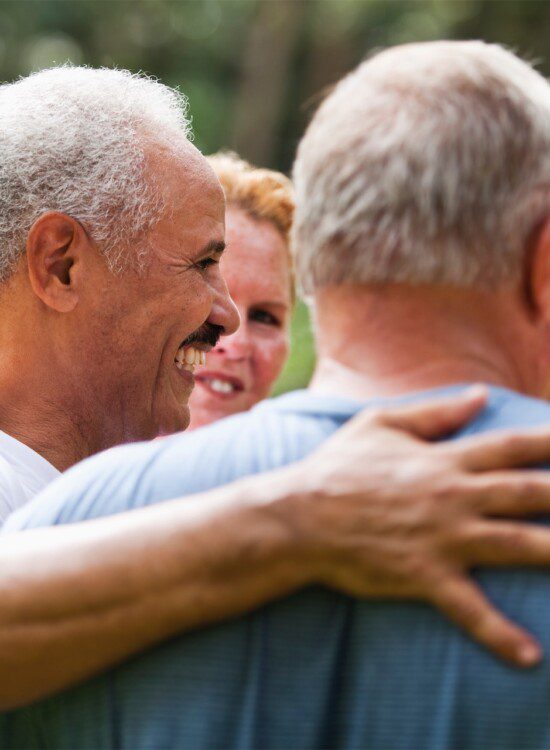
left=0, top=430, right=60, bottom=524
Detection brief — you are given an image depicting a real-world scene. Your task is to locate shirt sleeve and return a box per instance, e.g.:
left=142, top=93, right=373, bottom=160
left=3, top=404, right=308, bottom=531
left=0, top=457, right=29, bottom=527
left=4, top=407, right=284, bottom=530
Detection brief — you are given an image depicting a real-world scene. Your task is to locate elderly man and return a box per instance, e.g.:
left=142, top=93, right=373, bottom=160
left=5, top=63, right=550, bottom=714
left=4, top=41, right=550, bottom=748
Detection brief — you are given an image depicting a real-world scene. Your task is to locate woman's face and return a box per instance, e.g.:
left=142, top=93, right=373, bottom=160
left=188, top=206, right=292, bottom=429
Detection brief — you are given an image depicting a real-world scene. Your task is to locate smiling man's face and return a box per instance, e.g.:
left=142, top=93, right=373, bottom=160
left=73, top=140, right=240, bottom=443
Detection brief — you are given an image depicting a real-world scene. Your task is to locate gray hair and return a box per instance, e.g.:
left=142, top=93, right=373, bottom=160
left=292, top=41, right=550, bottom=293
left=0, top=65, right=192, bottom=281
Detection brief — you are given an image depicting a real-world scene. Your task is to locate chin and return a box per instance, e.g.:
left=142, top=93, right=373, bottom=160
left=157, top=404, right=191, bottom=437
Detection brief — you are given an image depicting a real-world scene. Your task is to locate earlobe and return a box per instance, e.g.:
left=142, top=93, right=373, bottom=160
left=26, top=212, right=81, bottom=313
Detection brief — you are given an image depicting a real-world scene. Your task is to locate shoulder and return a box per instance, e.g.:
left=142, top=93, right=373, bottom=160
left=456, top=388, right=550, bottom=438
left=6, top=395, right=336, bottom=530
left=146, top=396, right=334, bottom=499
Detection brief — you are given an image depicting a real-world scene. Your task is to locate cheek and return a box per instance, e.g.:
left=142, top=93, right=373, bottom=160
left=162, top=279, right=213, bottom=346
left=251, top=333, right=290, bottom=397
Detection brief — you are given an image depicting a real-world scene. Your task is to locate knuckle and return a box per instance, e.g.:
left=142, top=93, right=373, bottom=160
left=431, top=478, right=471, bottom=507
left=403, top=554, right=432, bottom=581
left=453, top=595, right=485, bottom=630
left=508, top=477, right=537, bottom=505
left=484, top=526, right=527, bottom=553
left=517, top=476, right=541, bottom=499
left=448, top=519, right=474, bottom=544
left=450, top=520, right=490, bottom=557
left=502, top=527, right=528, bottom=551
left=498, top=432, right=525, bottom=456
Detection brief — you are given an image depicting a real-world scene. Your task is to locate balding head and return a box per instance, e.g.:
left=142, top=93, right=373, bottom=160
left=293, top=41, right=550, bottom=293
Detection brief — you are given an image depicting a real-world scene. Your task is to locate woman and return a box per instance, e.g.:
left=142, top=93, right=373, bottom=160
left=189, top=152, right=295, bottom=429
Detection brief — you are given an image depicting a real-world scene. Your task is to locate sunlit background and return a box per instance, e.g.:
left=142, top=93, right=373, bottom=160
left=3, top=0, right=549, bottom=393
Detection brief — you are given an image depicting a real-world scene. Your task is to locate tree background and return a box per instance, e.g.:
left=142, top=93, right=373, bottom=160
left=2, top=0, right=549, bottom=394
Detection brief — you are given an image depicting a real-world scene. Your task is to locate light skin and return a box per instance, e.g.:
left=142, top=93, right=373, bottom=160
left=189, top=207, right=292, bottom=429
left=9, top=388, right=550, bottom=709
left=309, top=215, right=550, bottom=657
left=5, top=147, right=550, bottom=710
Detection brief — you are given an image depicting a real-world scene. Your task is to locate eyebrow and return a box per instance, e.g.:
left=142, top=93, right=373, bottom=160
left=198, top=239, right=226, bottom=257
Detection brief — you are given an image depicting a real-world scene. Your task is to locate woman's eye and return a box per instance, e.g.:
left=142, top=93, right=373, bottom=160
left=249, top=308, right=281, bottom=327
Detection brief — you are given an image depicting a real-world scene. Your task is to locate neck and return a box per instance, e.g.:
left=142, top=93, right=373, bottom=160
left=310, top=283, right=541, bottom=401
left=0, top=381, right=94, bottom=472
left=0, top=335, right=106, bottom=470
left=0, top=293, right=114, bottom=472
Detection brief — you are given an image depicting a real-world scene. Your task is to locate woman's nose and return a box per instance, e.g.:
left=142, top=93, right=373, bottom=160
left=213, top=327, right=253, bottom=361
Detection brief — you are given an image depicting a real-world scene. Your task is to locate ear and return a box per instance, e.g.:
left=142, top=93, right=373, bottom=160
left=528, top=216, right=550, bottom=323
left=26, top=212, right=87, bottom=313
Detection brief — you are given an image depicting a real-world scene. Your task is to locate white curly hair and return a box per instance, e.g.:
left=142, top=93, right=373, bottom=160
left=0, top=65, right=192, bottom=281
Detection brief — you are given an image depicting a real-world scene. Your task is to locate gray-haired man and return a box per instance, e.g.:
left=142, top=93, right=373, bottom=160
left=5, top=41, right=550, bottom=748
left=4, top=62, right=550, bottom=714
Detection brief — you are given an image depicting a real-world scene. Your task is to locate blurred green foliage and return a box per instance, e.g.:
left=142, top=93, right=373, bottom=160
left=1, top=0, right=549, bottom=393
left=273, top=300, right=316, bottom=396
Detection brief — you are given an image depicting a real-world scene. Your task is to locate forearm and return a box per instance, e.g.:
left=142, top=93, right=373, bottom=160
left=0, top=465, right=310, bottom=710
left=7, top=388, right=550, bottom=710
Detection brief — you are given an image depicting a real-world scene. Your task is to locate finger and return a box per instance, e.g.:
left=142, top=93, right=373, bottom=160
left=448, top=427, right=550, bottom=471
left=373, top=385, right=488, bottom=440
left=459, top=520, right=550, bottom=567
left=432, top=575, right=541, bottom=668
left=468, top=471, right=550, bottom=517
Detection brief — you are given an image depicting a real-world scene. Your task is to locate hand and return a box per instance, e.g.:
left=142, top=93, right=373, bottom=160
left=296, top=386, right=550, bottom=668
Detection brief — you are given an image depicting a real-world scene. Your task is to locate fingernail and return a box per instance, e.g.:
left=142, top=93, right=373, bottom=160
left=519, top=643, right=542, bottom=666
left=465, top=385, right=487, bottom=399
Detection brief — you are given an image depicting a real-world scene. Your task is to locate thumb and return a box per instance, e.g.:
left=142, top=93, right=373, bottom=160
left=376, top=385, right=488, bottom=440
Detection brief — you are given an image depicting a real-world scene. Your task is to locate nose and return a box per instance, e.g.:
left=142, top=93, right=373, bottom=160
left=214, top=324, right=253, bottom=361
left=206, top=276, right=240, bottom=339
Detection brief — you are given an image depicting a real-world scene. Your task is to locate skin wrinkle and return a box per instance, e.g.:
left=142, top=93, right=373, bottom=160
left=311, top=282, right=542, bottom=403
left=0, top=138, right=239, bottom=470
left=0, top=69, right=191, bottom=281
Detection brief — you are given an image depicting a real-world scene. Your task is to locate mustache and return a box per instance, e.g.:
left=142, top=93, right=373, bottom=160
left=181, top=323, right=223, bottom=348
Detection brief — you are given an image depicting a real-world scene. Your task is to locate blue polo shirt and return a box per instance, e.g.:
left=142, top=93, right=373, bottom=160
left=3, top=385, right=550, bottom=750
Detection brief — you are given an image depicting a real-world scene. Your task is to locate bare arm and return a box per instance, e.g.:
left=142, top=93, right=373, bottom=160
left=4, top=387, right=550, bottom=709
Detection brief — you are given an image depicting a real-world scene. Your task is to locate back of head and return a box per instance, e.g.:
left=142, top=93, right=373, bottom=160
left=293, top=41, right=550, bottom=293
left=0, top=66, right=191, bottom=281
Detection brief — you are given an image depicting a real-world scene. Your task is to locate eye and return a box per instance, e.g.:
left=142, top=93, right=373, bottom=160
left=249, top=308, right=281, bottom=327
left=195, top=257, right=219, bottom=271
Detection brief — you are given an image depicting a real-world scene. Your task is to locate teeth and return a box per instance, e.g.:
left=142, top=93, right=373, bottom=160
left=209, top=378, right=235, bottom=394
left=175, top=345, right=206, bottom=372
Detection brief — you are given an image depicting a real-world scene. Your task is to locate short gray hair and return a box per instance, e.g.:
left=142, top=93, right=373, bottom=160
left=292, top=41, right=550, bottom=293
left=0, top=65, right=191, bottom=281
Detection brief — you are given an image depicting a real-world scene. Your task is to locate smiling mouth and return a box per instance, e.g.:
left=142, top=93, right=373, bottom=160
left=174, top=345, right=206, bottom=374
left=196, top=372, right=245, bottom=396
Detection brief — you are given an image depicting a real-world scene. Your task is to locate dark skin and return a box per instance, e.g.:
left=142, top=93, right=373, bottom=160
left=0, top=140, right=239, bottom=469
